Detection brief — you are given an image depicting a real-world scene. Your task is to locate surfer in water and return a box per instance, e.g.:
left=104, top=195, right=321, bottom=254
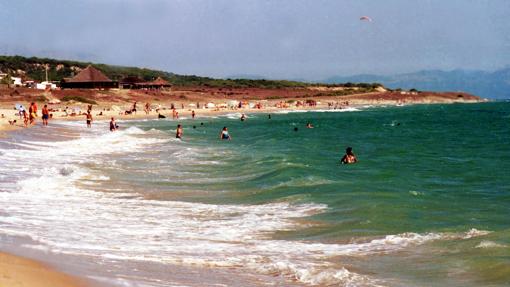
left=341, top=147, right=357, bottom=164
left=220, top=126, right=231, bottom=140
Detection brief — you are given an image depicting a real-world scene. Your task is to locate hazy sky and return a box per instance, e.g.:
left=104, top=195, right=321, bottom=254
left=1, top=0, right=509, bottom=80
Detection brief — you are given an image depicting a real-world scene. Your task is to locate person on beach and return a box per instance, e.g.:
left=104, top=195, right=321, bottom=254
left=132, top=101, right=137, bottom=114
left=22, top=110, right=28, bottom=127
left=220, top=126, right=231, bottom=140
left=32, top=102, right=38, bottom=116
left=28, top=103, right=36, bottom=125
left=145, top=102, right=150, bottom=114
left=191, top=110, right=195, bottom=119
left=176, top=124, right=183, bottom=139
left=341, top=147, right=357, bottom=164
left=110, top=117, right=118, bottom=131
left=18, top=106, right=24, bottom=120
left=172, top=109, right=177, bottom=119
left=158, top=113, right=166, bottom=119
left=86, top=111, right=93, bottom=128
left=42, top=105, right=49, bottom=126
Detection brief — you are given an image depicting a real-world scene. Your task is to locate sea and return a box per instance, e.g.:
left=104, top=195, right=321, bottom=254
left=0, top=102, right=509, bottom=287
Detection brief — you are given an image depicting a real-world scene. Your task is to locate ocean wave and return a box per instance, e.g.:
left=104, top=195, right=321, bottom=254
left=475, top=240, right=508, bottom=249
left=267, top=176, right=336, bottom=190
left=0, top=168, right=492, bottom=286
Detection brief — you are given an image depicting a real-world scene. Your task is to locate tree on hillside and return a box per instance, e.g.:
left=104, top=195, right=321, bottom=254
left=0, top=73, right=12, bottom=88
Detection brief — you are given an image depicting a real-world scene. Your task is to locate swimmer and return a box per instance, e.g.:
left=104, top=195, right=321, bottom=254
left=192, top=110, right=195, bottom=119
left=294, top=127, right=298, bottom=132
left=220, top=126, right=231, bottom=140
left=341, top=147, right=357, bottom=164
left=268, top=114, right=271, bottom=119
left=240, top=114, right=246, bottom=121
left=109, top=117, right=118, bottom=131
left=176, top=124, right=183, bottom=139
left=306, top=122, right=314, bottom=128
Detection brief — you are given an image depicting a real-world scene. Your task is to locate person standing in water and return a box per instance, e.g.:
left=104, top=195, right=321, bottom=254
left=110, top=117, right=118, bottom=132
left=220, top=126, right=231, bottom=140
left=86, top=111, right=93, bottom=128
left=240, top=114, right=246, bottom=121
left=341, top=147, right=357, bottom=164
left=176, top=124, right=183, bottom=139
left=191, top=110, right=195, bottom=119
left=42, top=105, right=49, bottom=126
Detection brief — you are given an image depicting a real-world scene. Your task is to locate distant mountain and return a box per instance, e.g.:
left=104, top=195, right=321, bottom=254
left=325, top=68, right=510, bottom=99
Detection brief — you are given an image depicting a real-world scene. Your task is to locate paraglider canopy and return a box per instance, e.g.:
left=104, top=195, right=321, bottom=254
left=360, top=16, right=372, bottom=22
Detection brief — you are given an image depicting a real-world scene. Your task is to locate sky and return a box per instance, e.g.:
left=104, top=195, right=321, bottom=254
left=1, top=0, right=509, bottom=80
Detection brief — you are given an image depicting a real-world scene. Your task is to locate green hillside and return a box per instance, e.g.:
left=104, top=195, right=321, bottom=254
left=0, top=55, right=382, bottom=89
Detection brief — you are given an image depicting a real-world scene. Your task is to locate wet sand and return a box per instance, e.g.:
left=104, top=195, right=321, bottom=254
left=0, top=252, right=89, bottom=287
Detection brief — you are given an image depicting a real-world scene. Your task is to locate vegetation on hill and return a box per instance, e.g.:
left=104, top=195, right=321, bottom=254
left=0, top=55, right=382, bottom=90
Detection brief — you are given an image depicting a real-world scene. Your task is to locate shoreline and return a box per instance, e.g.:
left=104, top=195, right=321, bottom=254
left=0, top=251, right=90, bottom=287
left=0, top=96, right=486, bottom=134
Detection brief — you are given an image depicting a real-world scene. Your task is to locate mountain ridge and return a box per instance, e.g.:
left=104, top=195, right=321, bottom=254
left=324, top=68, right=510, bottom=99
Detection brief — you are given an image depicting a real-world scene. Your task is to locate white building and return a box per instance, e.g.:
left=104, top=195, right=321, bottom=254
left=36, top=81, right=57, bottom=90
left=12, top=77, right=22, bottom=86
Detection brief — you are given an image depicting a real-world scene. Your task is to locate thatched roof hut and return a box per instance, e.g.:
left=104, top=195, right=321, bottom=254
left=120, top=76, right=145, bottom=89
left=61, top=65, right=118, bottom=89
left=120, top=76, right=172, bottom=90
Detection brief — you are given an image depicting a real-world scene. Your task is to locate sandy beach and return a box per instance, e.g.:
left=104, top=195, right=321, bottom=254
left=0, top=87, right=484, bottom=134
left=0, top=252, right=88, bottom=287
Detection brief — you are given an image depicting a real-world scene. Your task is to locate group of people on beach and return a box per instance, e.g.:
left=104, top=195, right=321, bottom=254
left=14, top=102, right=51, bottom=127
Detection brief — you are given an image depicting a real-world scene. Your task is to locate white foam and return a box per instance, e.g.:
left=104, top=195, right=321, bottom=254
left=0, top=121, right=493, bottom=286
left=475, top=240, right=507, bottom=249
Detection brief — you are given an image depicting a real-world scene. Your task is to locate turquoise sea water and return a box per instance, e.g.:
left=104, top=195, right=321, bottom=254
left=1, top=102, right=509, bottom=286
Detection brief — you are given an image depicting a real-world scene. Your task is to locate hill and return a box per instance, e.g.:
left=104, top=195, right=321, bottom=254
left=325, top=68, right=510, bottom=99
left=0, top=55, right=380, bottom=90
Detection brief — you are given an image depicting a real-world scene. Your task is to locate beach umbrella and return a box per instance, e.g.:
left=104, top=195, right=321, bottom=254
left=228, top=100, right=239, bottom=107
left=206, top=102, right=215, bottom=108
left=15, top=103, right=23, bottom=110
left=188, top=103, right=197, bottom=107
